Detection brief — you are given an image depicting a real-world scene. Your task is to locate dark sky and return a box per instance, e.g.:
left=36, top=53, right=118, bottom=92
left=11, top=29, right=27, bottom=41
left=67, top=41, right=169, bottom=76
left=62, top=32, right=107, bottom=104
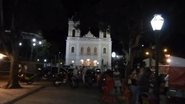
left=2, top=0, right=185, bottom=57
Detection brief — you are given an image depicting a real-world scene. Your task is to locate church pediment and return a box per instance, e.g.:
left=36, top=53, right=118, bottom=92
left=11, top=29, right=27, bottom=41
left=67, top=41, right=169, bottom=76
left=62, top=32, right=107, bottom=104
left=83, top=31, right=96, bottom=38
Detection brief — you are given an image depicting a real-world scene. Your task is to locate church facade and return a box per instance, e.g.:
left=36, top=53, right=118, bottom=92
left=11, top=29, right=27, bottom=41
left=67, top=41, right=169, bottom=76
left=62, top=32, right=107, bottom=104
left=65, top=19, right=112, bottom=69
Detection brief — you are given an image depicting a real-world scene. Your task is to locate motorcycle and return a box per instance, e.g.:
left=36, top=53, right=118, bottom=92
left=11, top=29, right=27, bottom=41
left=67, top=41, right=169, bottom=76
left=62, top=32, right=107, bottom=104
left=41, top=67, right=58, bottom=81
left=53, top=71, right=68, bottom=87
left=18, top=72, right=35, bottom=85
left=53, top=68, right=79, bottom=88
left=84, top=69, right=96, bottom=87
left=68, top=75, right=79, bottom=88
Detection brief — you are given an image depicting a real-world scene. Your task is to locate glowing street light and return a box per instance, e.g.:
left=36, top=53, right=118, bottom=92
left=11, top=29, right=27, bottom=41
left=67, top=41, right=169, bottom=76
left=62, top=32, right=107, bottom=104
left=111, top=52, right=116, bottom=70
left=145, top=51, right=152, bottom=68
left=165, top=54, right=171, bottom=64
left=71, top=60, right=74, bottom=64
left=44, top=59, right=47, bottom=62
left=0, top=53, right=6, bottom=59
left=38, top=41, right=42, bottom=45
left=32, top=38, right=36, bottom=42
left=30, top=38, right=37, bottom=61
left=32, top=43, right=36, bottom=46
left=151, top=14, right=164, bottom=104
left=166, top=58, right=171, bottom=64
left=151, top=14, right=164, bottom=31
left=163, top=48, right=168, bottom=53
left=145, top=51, right=150, bottom=56
left=19, top=42, right=22, bottom=46
left=30, top=38, right=43, bottom=61
left=111, top=52, right=116, bottom=58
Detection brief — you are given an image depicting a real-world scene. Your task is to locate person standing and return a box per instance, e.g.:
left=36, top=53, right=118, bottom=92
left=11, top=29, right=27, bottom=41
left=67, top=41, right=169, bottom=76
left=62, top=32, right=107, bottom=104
left=113, top=68, right=122, bottom=95
left=72, top=68, right=79, bottom=78
left=130, top=70, right=140, bottom=104
left=82, top=68, right=87, bottom=84
left=101, top=74, right=114, bottom=104
left=164, top=74, right=169, bottom=95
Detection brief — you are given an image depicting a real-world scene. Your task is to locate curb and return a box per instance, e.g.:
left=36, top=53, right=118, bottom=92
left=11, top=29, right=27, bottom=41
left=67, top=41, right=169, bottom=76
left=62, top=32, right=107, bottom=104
left=4, top=86, right=45, bottom=104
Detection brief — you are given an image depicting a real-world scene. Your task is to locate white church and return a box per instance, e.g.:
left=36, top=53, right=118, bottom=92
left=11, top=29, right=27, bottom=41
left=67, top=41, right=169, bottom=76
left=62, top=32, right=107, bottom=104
left=65, top=19, right=112, bottom=69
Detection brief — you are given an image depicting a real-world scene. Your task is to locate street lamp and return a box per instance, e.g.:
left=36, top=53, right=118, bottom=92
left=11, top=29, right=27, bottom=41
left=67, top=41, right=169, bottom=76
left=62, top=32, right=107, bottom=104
left=0, top=53, right=6, bottom=59
left=145, top=50, right=153, bottom=68
left=145, top=51, right=150, bottom=56
left=165, top=54, right=171, bottom=64
left=30, top=39, right=36, bottom=61
left=18, top=42, right=22, bottom=46
left=151, top=14, right=164, bottom=104
left=112, top=52, right=116, bottom=58
left=30, top=38, right=43, bottom=61
left=145, top=51, right=151, bottom=67
left=32, top=38, right=36, bottom=42
left=111, top=52, right=116, bottom=70
left=58, top=51, right=62, bottom=73
left=38, top=41, right=42, bottom=45
left=163, top=48, right=168, bottom=53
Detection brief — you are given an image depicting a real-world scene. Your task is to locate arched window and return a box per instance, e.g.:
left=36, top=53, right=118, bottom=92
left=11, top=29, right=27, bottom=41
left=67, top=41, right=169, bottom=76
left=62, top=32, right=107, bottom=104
left=103, top=32, right=106, bottom=38
left=94, top=47, right=97, bottom=55
left=80, top=47, right=84, bottom=55
left=72, top=29, right=75, bottom=37
left=87, top=47, right=91, bottom=55
left=103, top=48, right=106, bottom=54
left=71, top=47, right=74, bottom=53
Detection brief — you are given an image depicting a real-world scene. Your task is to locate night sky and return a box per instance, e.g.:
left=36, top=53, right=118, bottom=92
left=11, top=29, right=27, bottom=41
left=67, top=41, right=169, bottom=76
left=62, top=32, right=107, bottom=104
left=2, top=0, right=185, bottom=57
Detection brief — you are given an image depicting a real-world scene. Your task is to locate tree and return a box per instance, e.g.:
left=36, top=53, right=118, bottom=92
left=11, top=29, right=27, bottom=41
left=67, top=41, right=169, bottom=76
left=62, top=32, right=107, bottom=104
left=0, top=0, right=22, bottom=88
left=95, top=0, right=149, bottom=78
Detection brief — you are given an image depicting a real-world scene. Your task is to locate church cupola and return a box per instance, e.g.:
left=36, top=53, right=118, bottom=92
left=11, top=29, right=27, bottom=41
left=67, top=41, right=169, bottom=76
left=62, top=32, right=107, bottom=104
left=99, top=30, right=104, bottom=38
left=106, top=26, right=111, bottom=38
left=68, top=18, right=81, bottom=37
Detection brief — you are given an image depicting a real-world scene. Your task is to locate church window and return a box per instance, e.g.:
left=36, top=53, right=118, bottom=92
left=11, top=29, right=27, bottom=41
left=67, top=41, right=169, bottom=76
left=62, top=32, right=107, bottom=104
left=72, top=29, right=75, bottom=37
left=103, top=32, right=106, bottom=38
left=71, top=47, right=75, bottom=53
left=80, top=47, right=84, bottom=55
left=94, top=47, right=97, bottom=55
left=87, top=47, right=91, bottom=55
left=103, top=48, right=106, bottom=54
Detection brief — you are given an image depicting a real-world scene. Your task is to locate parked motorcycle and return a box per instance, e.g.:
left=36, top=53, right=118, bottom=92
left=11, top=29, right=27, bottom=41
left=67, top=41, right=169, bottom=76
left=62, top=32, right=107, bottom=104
left=41, top=67, right=58, bottom=81
left=84, top=69, right=96, bottom=87
left=53, top=68, right=79, bottom=88
left=53, top=70, right=68, bottom=87
left=18, top=72, right=35, bottom=84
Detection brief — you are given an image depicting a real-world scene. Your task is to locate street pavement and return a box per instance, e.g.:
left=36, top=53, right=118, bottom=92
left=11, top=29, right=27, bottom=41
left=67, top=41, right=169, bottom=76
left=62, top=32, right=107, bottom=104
left=0, top=81, right=46, bottom=104
left=0, top=78, right=104, bottom=104
left=13, top=85, right=102, bottom=104
left=0, top=75, right=125, bottom=104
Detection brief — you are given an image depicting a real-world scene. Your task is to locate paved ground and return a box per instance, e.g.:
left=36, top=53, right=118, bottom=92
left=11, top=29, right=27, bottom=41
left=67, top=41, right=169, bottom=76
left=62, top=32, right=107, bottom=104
left=0, top=80, right=46, bottom=104
left=13, top=85, right=101, bottom=104
left=0, top=74, right=126, bottom=104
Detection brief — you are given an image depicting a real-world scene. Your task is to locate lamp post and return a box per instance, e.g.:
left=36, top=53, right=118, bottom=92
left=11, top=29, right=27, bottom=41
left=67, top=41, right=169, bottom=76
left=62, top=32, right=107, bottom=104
left=111, top=52, right=116, bottom=71
left=58, top=51, right=61, bottom=73
left=30, top=38, right=43, bottom=61
left=30, top=38, right=36, bottom=61
left=151, top=14, right=164, bottom=104
left=0, top=53, right=6, bottom=59
left=145, top=51, right=152, bottom=68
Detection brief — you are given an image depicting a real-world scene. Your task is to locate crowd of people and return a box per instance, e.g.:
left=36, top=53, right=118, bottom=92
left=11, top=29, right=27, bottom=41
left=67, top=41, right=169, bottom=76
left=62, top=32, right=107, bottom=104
left=100, top=66, right=170, bottom=104
left=43, top=65, right=171, bottom=104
